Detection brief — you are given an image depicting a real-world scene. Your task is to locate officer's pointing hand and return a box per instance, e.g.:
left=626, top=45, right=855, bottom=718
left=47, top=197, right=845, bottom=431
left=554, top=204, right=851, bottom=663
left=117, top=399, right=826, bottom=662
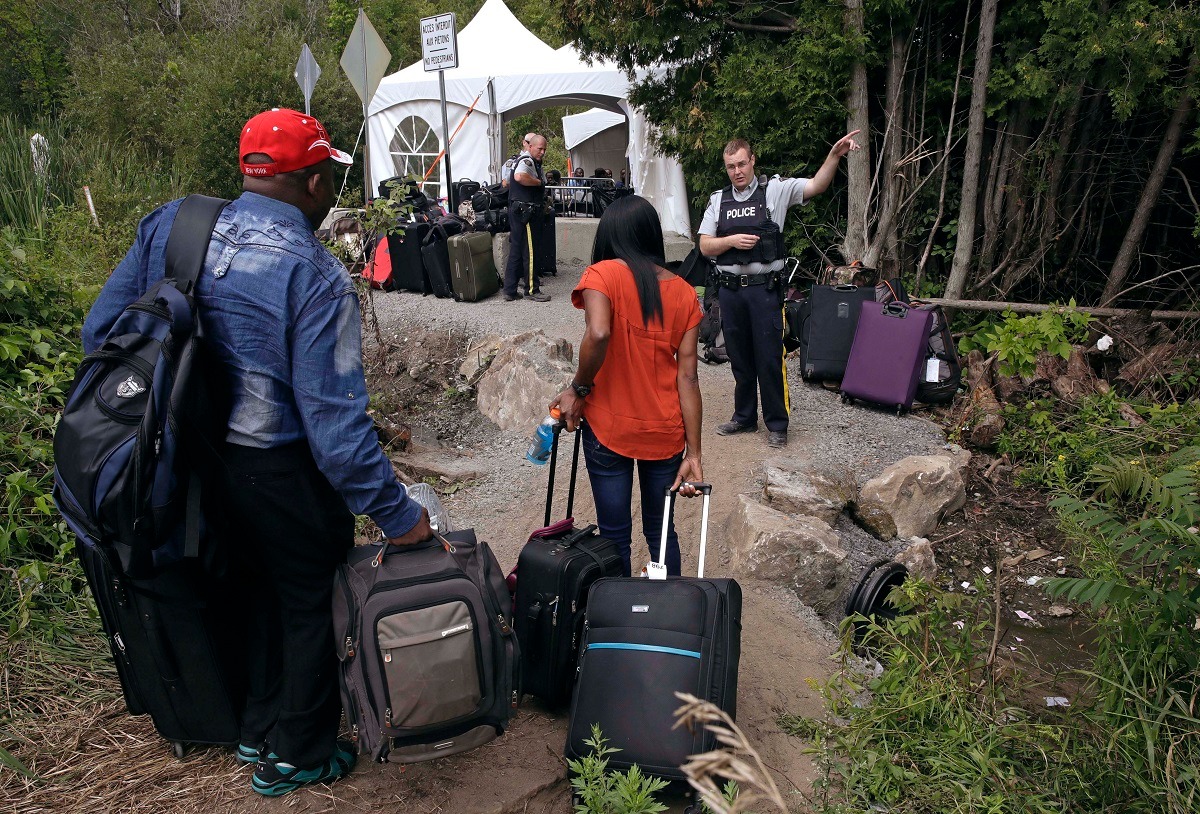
left=831, top=130, right=862, bottom=159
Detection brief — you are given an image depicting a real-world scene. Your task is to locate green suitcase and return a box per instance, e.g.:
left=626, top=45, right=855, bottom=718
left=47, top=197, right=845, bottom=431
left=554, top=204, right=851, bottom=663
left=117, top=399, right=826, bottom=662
left=448, top=232, right=500, bottom=302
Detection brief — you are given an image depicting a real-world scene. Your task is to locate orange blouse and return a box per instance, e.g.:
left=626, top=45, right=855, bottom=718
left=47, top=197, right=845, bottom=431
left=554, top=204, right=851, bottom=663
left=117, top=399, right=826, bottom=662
left=571, top=259, right=702, bottom=460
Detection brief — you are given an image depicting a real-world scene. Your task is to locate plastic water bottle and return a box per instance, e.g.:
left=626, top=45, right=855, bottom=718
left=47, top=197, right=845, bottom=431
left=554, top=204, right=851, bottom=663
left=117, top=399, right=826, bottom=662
left=524, top=407, right=563, bottom=465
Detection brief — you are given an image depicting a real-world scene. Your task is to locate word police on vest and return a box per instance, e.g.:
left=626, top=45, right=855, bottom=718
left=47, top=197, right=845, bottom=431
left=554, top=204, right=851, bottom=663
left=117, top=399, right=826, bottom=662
left=727, top=206, right=759, bottom=218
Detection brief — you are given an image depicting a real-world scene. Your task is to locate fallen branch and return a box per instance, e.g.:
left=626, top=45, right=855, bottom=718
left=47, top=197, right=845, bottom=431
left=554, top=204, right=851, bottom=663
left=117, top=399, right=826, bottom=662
left=923, top=297, right=1199, bottom=321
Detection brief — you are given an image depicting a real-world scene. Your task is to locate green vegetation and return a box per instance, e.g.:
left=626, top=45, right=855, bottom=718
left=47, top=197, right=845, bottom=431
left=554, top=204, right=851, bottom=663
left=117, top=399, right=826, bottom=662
left=567, top=724, right=669, bottom=814
left=790, top=579, right=1114, bottom=813
left=958, top=307, right=1094, bottom=378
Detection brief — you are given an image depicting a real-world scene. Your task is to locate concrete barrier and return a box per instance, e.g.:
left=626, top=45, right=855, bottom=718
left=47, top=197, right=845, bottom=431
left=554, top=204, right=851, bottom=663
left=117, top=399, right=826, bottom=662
left=490, top=219, right=695, bottom=276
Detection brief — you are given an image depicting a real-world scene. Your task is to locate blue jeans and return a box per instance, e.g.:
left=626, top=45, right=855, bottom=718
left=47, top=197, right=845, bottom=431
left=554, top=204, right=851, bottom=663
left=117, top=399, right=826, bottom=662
left=581, top=423, right=683, bottom=577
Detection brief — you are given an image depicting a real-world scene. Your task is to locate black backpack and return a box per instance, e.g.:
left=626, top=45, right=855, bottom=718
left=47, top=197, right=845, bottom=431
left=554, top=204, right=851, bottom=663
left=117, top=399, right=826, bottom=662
left=913, top=303, right=963, bottom=404
left=53, top=195, right=231, bottom=578
left=698, top=288, right=728, bottom=364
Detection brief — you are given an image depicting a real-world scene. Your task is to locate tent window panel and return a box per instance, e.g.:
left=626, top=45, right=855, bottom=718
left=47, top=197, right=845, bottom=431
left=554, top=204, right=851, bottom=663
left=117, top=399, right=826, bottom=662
left=389, top=115, right=442, bottom=192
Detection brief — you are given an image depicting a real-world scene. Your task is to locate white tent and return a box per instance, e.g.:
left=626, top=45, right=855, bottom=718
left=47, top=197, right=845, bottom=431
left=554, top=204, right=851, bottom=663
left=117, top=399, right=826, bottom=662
left=367, top=0, right=690, bottom=235
left=562, top=108, right=628, bottom=179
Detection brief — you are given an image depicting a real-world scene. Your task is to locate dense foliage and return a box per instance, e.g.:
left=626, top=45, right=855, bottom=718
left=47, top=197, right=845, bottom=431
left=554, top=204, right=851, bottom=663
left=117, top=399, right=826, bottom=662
left=562, top=0, right=1199, bottom=307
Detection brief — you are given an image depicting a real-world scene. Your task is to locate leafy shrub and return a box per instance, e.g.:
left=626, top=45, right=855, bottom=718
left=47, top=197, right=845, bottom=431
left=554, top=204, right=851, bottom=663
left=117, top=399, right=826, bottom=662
left=567, top=724, right=669, bottom=814
left=999, top=391, right=1200, bottom=488
left=1046, top=451, right=1200, bottom=813
left=959, top=306, right=1093, bottom=378
left=789, top=579, right=1118, bottom=814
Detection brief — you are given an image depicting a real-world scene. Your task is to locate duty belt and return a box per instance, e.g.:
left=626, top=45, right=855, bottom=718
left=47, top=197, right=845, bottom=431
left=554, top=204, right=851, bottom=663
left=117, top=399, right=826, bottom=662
left=717, top=271, right=776, bottom=289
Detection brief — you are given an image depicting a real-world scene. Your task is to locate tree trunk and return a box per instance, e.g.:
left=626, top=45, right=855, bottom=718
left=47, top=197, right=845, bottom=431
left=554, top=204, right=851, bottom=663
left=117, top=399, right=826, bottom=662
left=944, top=0, right=999, bottom=300
left=916, top=4, right=971, bottom=292
left=1100, top=59, right=1197, bottom=306
left=864, top=33, right=907, bottom=270
left=842, top=0, right=870, bottom=264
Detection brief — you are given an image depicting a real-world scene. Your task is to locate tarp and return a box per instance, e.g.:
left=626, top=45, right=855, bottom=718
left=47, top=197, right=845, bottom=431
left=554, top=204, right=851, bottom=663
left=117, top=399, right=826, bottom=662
left=562, top=108, right=626, bottom=150
left=366, top=0, right=690, bottom=236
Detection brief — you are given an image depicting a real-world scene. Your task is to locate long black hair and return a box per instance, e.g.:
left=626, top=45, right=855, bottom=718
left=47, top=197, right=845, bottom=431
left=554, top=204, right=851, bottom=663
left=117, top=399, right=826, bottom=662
left=591, top=194, right=666, bottom=327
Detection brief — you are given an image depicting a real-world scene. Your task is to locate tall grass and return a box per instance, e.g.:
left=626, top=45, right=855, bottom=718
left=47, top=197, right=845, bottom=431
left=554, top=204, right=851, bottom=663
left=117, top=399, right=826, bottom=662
left=0, top=114, right=192, bottom=239
left=0, top=117, right=57, bottom=234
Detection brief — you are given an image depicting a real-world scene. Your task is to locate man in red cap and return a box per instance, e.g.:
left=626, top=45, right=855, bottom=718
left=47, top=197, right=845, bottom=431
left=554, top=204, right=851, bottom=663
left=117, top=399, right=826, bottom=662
left=83, top=108, right=433, bottom=796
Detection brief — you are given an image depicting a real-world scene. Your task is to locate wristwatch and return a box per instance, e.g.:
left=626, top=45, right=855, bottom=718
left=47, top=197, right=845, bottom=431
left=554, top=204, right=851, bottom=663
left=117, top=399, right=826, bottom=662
left=570, top=382, right=592, bottom=398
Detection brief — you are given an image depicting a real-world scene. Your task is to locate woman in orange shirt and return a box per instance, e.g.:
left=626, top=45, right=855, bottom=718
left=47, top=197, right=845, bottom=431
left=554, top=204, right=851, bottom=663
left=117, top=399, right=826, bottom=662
left=551, top=195, right=703, bottom=576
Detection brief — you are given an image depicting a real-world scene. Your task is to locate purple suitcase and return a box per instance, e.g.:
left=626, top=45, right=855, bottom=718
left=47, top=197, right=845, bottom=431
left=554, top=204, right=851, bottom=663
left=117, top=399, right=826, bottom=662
left=840, top=301, right=934, bottom=414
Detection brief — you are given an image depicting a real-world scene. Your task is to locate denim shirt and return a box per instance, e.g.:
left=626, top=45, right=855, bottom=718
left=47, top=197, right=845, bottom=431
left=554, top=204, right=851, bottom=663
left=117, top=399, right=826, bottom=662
left=82, top=191, right=422, bottom=539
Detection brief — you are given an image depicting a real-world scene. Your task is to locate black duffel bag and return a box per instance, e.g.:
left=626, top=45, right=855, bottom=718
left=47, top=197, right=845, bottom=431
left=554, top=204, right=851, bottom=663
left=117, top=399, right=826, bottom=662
left=471, top=183, right=508, bottom=213
left=453, top=179, right=482, bottom=205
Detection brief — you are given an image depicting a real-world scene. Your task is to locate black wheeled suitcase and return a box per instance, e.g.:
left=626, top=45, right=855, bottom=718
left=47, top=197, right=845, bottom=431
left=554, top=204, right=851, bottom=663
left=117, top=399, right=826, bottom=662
left=564, top=484, right=741, bottom=782
left=421, top=225, right=454, bottom=298
left=390, top=221, right=431, bottom=294
left=538, top=210, right=557, bottom=277
left=799, top=283, right=877, bottom=381
left=514, top=428, right=623, bottom=708
left=448, top=232, right=500, bottom=302
left=77, top=541, right=245, bottom=757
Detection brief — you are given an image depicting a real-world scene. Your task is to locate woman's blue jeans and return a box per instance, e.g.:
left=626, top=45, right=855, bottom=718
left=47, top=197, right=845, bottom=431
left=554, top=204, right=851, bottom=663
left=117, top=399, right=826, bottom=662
left=581, top=423, right=683, bottom=577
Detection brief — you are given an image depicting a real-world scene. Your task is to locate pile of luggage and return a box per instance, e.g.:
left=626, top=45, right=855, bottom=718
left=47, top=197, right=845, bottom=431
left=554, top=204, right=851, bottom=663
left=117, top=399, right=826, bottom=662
left=790, top=274, right=962, bottom=414
left=361, top=176, right=500, bottom=302
left=468, top=180, right=511, bottom=234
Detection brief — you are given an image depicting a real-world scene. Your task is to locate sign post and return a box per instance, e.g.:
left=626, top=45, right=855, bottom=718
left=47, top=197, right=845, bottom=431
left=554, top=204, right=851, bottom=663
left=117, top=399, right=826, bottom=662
left=294, top=44, right=321, bottom=116
left=420, top=12, right=458, bottom=210
left=340, top=10, right=391, bottom=200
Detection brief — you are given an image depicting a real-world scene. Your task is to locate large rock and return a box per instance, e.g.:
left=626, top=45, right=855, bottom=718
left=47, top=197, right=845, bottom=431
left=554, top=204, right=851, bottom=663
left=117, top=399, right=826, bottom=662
left=459, top=334, right=503, bottom=384
left=857, top=455, right=967, bottom=540
left=725, top=495, right=850, bottom=614
left=476, top=331, right=574, bottom=431
left=762, top=457, right=856, bottom=526
left=896, top=537, right=937, bottom=582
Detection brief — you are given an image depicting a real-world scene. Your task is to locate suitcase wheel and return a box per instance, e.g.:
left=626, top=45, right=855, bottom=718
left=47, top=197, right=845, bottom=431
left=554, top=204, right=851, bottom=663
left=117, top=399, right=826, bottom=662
left=171, top=741, right=186, bottom=759
left=840, top=394, right=850, bottom=404
left=896, top=405, right=905, bottom=416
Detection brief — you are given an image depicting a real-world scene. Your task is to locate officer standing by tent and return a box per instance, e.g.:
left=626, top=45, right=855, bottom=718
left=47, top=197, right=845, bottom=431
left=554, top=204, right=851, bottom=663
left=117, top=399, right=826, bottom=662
left=698, top=132, right=860, bottom=449
left=503, top=133, right=551, bottom=302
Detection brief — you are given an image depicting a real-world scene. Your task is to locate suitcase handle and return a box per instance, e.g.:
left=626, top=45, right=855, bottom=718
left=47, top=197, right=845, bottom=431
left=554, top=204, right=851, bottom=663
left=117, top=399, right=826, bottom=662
left=543, top=423, right=583, bottom=528
left=882, top=301, right=910, bottom=318
left=656, top=484, right=713, bottom=578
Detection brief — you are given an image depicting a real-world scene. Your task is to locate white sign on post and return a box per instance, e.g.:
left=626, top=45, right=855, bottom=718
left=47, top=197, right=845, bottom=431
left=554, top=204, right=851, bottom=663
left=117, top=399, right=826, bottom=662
left=420, top=13, right=458, bottom=72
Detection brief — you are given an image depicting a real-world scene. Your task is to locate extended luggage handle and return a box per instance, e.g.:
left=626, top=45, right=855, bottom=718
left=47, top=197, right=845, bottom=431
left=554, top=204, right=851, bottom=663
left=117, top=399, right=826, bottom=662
left=543, top=423, right=583, bottom=528
left=657, top=482, right=713, bottom=578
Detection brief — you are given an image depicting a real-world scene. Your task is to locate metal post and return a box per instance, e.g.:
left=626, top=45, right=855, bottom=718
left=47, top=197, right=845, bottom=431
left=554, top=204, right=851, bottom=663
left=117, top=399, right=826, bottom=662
left=362, top=102, right=372, bottom=201
left=439, top=70, right=454, bottom=211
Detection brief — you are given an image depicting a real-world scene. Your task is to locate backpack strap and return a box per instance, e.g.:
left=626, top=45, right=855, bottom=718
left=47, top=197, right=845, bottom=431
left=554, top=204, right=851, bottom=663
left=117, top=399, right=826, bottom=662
left=163, top=194, right=229, bottom=564
left=165, top=195, right=230, bottom=294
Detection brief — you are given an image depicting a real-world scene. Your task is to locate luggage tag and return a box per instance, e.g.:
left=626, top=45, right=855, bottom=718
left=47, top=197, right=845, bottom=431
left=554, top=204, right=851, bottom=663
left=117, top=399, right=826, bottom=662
left=925, top=357, right=940, bottom=382
left=643, top=561, right=668, bottom=580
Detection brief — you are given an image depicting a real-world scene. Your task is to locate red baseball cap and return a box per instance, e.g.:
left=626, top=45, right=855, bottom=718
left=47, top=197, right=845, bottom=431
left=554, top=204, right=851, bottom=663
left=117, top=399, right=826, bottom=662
left=239, top=108, right=353, bottom=177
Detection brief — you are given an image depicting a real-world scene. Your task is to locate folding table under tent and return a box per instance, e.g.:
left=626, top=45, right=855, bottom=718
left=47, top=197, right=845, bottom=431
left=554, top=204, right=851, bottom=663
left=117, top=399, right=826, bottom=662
left=366, top=0, right=691, bottom=237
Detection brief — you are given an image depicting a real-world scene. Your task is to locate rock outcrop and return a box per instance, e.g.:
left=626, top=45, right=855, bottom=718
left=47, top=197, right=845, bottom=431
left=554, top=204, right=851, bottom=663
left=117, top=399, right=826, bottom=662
left=725, top=495, right=850, bottom=614
left=476, top=331, right=574, bottom=431
left=762, top=457, right=856, bottom=526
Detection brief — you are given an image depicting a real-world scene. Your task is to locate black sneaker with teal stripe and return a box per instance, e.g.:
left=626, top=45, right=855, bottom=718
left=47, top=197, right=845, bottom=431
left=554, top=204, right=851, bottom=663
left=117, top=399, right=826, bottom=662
left=251, top=741, right=357, bottom=796
left=235, top=743, right=262, bottom=765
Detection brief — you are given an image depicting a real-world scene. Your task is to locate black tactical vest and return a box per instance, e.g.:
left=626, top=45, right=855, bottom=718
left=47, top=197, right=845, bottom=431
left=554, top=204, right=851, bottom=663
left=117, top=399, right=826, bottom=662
left=714, top=179, right=785, bottom=266
left=507, top=152, right=545, bottom=205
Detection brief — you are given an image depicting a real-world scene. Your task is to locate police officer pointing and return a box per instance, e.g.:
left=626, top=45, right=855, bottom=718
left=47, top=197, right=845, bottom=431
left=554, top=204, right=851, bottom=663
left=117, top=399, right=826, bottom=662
left=503, top=133, right=552, bottom=302
left=698, top=132, right=860, bottom=448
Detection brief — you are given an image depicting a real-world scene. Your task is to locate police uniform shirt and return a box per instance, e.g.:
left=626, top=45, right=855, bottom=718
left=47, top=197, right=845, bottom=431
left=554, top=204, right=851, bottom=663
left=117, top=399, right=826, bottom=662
left=512, top=152, right=545, bottom=186
left=697, top=175, right=808, bottom=275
